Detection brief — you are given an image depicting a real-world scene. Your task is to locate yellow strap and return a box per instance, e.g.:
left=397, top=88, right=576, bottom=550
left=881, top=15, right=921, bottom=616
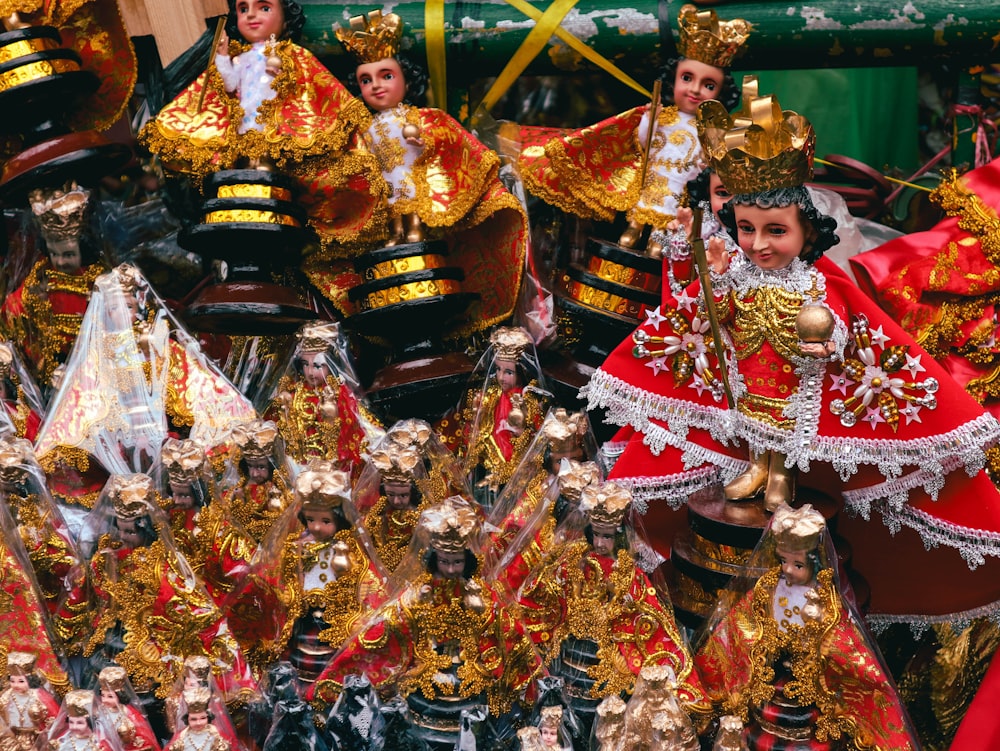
left=425, top=0, right=447, bottom=110
left=479, top=0, right=652, bottom=113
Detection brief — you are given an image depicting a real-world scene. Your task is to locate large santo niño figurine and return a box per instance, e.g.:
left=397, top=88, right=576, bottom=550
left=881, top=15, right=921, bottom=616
left=695, top=504, right=919, bottom=750
left=518, top=4, right=749, bottom=259
left=140, top=0, right=382, bottom=248
left=311, top=496, right=542, bottom=747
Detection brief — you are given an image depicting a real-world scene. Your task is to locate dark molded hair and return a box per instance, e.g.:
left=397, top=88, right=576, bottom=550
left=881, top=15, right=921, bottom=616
left=344, top=52, right=429, bottom=109
left=297, top=505, right=349, bottom=532
left=380, top=480, right=421, bottom=508
left=717, top=185, right=840, bottom=264
left=113, top=514, right=159, bottom=547
left=424, top=548, right=478, bottom=579
left=657, top=56, right=739, bottom=111
left=226, top=0, right=306, bottom=44
left=686, top=167, right=713, bottom=207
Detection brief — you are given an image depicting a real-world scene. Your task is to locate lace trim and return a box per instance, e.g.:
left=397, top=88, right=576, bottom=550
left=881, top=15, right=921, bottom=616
left=614, top=466, right=719, bottom=513
left=867, top=595, right=1000, bottom=637
left=728, top=255, right=822, bottom=298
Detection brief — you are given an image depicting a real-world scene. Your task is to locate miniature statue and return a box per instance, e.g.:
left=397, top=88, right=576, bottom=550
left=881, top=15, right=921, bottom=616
left=311, top=496, right=542, bottom=746
left=224, top=419, right=293, bottom=542
left=592, top=695, right=627, bottom=751
left=96, top=666, right=161, bottom=751
left=0, top=343, right=43, bottom=441
left=619, top=665, right=699, bottom=751
left=518, top=5, right=749, bottom=258
left=0, top=652, right=60, bottom=751
left=694, top=504, right=919, bottom=750
left=140, top=0, right=383, bottom=248
left=362, top=444, right=425, bottom=572
left=165, top=688, right=231, bottom=751
left=45, top=690, right=115, bottom=751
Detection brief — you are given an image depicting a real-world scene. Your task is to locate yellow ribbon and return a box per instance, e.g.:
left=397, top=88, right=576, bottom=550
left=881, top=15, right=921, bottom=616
left=425, top=0, right=447, bottom=110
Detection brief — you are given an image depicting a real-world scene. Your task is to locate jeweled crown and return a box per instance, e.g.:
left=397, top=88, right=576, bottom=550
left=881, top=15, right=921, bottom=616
left=111, top=473, right=154, bottom=519
left=371, top=445, right=420, bottom=483
left=676, top=4, right=751, bottom=70
left=6, top=651, right=36, bottom=676
left=580, top=481, right=631, bottom=527
left=542, top=408, right=587, bottom=454
left=183, top=655, right=212, bottom=681
left=698, top=76, right=814, bottom=195
left=490, top=326, right=532, bottom=362
left=557, top=460, right=601, bottom=503
left=539, top=705, right=563, bottom=730
left=231, top=419, right=279, bottom=461
left=0, top=436, right=33, bottom=485
left=29, top=181, right=91, bottom=244
left=183, top=686, right=212, bottom=714
left=423, top=496, right=479, bottom=554
left=296, top=322, right=338, bottom=354
left=0, top=341, right=12, bottom=378
left=771, top=503, right=825, bottom=552
left=98, top=665, right=128, bottom=693
left=387, top=418, right=433, bottom=450
left=161, top=438, right=208, bottom=485
left=336, top=11, right=403, bottom=64
left=295, top=460, right=351, bottom=510
left=65, top=689, right=95, bottom=718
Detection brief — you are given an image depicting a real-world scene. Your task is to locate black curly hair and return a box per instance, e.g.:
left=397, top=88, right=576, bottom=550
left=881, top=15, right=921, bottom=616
left=344, top=52, right=429, bottom=109
left=717, top=185, right=840, bottom=264
left=225, top=0, right=306, bottom=44
left=657, top=56, right=740, bottom=111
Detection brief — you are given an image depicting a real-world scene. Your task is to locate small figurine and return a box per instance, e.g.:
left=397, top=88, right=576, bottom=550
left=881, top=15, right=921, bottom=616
left=592, top=695, right=627, bottom=751
left=0, top=652, right=60, bottom=750
left=363, top=444, right=425, bottom=572
left=619, top=665, right=699, bottom=751
left=694, top=504, right=919, bottom=750
left=536, top=706, right=571, bottom=750
left=224, top=419, right=293, bottom=542
left=96, top=666, right=161, bottom=751
left=519, top=5, right=749, bottom=258
left=46, top=690, right=116, bottom=751
left=165, top=688, right=231, bottom=751
left=140, top=0, right=383, bottom=248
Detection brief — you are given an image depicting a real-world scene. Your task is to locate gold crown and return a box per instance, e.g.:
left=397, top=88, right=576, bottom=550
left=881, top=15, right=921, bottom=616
left=490, top=326, right=532, bottom=362
left=183, top=655, right=212, bottom=681
left=676, top=4, right=751, bottom=69
left=517, top=727, right=544, bottom=751
left=6, top=651, right=36, bottom=676
left=371, top=446, right=421, bottom=483
left=295, top=460, right=352, bottom=510
left=0, top=436, right=33, bottom=485
left=771, top=503, right=825, bottom=552
left=296, top=322, right=338, bottom=354
left=0, top=341, right=12, bottom=378
left=98, top=665, right=128, bottom=693
left=556, top=460, right=601, bottom=503
left=29, top=181, right=91, bottom=244
left=698, top=76, right=814, bottom=195
left=387, top=418, right=433, bottom=449
left=231, top=419, right=279, bottom=461
left=115, top=264, right=144, bottom=296
left=161, top=438, right=208, bottom=484
left=65, top=690, right=95, bottom=718
left=183, top=687, right=212, bottom=714
left=423, top=496, right=479, bottom=554
left=110, top=473, right=154, bottom=519
left=596, top=694, right=627, bottom=722
left=539, top=705, right=563, bottom=731
left=542, top=408, right=587, bottom=454
left=580, top=481, right=631, bottom=527
left=336, top=11, right=403, bottom=64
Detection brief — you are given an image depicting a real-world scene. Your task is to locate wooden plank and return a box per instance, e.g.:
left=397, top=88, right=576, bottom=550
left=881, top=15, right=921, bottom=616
left=118, top=0, right=225, bottom=66
left=116, top=0, right=152, bottom=37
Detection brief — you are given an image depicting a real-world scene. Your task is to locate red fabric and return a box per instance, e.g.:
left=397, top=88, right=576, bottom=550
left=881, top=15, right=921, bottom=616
left=950, top=644, right=1000, bottom=750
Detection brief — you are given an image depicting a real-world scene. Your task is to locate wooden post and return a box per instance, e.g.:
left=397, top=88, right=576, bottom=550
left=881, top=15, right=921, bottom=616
left=117, top=0, right=227, bottom=67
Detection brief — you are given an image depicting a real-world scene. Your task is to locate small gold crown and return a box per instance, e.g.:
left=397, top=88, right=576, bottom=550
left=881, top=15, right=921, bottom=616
left=771, top=503, right=825, bottom=552
left=336, top=11, right=403, bottom=64
left=490, top=326, right=532, bottom=362
left=539, top=705, right=563, bottom=730
left=387, top=418, right=433, bottom=449
left=231, top=419, right=279, bottom=461
left=115, top=264, right=144, bottom=297
left=542, top=408, right=587, bottom=454
left=371, top=446, right=421, bottom=483
left=676, top=4, right=751, bottom=69
left=580, top=481, right=632, bottom=527
left=295, top=460, right=352, bottom=510
left=65, top=690, right=95, bottom=718
left=296, top=321, right=339, bottom=354
left=423, top=496, right=479, bottom=554
left=698, top=76, right=814, bottom=195
left=6, top=651, right=36, bottom=676
left=0, top=436, right=33, bottom=485
left=183, top=655, right=212, bottom=681
left=110, top=473, right=154, bottom=519
left=29, top=181, right=91, bottom=244
left=556, top=460, right=601, bottom=503
left=161, top=438, right=208, bottom=484
left=183, top=686, right=212, bottom=714
left=0, top=341, right=12, bottom=378
left=596, top=694, right=627, bottom=721
left=98, top=665, right=128, bottom=693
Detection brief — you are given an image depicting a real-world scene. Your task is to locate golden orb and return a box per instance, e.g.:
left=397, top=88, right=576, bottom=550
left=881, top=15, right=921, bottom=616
left=795, top=305, right=835, bottom=343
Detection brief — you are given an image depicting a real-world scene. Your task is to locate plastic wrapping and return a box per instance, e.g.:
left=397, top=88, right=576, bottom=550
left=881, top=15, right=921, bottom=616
left=45, top=689, right=123, bottom=751
left=324, top=673, right=383, bottom=751
left=0, top=339, right=45, bottom=441
left=259, top=664, right=328, bottom=751
left=94, top=665, right=161, bottom=751
left=525, top=677, right=586, bottom=751
left=162, top=685, right=246, bottom=751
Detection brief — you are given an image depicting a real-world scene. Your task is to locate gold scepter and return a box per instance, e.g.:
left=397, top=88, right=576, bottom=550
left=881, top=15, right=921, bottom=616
left=637, top=78, right=663, bottom=194
left=192, top=17, right=228, bottom=115
left=690, top=205, right=735, bottom=409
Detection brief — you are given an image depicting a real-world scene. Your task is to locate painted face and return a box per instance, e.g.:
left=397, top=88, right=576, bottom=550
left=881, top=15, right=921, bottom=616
left=383, top=481, right=413, bottom=510
left=48, top=242, right=82, bottom=274
left=100, top=687, right=119, bottom=708
left=495, top=359, right=520, bottom=393
left=298, top=351, right=330, bottom=388
left=245, top=457, right=272, bottom=485
left=356, top=57, right=407, bottom=112
left=708, top=171, right=732, bottom=217
left=187, top=711, right=210, bottom=733
left=434, top=548, right=466, bottom=580
left=547, top=444, right=584, bottom=474
left=541, top=726, right=560, bottom=747
left=235, top=0, right=284, bottom=44
left=169, top=481, right=197, bottom=510
left=8, top=674, right=28, bottom=692
left=673, top=58, right=724, bottom=115
left=733, top=203, right=812, bottom=271
left=67, top=716, right=90, bottom=737
left=115, top=518, right=146, bottom=548
left=590, top=522, right=617, bottom=558
left=776, top=546, right=814, bottom=586
left=303, top=508, right=337, bottom=542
